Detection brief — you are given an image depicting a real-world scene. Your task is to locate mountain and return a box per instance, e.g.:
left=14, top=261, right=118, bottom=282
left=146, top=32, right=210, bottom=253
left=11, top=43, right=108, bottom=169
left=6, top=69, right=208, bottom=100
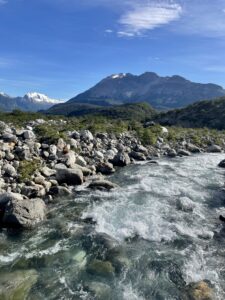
left=68, top=72, right=225, bottom=109
left=154, top=96, right=225, bottom=130
left=0, top=92, right=63, bottom=112
left=46, top=102, right=156, bottom=121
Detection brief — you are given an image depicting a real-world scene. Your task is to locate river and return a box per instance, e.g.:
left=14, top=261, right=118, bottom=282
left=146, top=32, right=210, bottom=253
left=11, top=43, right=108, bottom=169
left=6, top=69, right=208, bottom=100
left=0, top=153, right=225, bottom=299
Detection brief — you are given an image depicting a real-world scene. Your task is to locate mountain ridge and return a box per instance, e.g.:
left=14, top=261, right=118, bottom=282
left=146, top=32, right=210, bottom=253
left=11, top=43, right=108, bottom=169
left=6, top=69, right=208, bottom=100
left=48, top=71, right=225, bottom=115
left=0, top=92, right=63, bottom=112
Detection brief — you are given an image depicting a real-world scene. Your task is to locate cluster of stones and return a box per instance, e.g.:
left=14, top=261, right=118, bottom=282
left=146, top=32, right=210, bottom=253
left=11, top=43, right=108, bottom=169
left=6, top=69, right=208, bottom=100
left=0, top=119, right=224, bottom=231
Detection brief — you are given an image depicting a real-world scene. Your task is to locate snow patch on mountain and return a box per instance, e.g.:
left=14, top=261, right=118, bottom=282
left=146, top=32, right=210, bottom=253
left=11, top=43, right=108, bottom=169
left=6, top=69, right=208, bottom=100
left=111, top=73, right=127, bottom=79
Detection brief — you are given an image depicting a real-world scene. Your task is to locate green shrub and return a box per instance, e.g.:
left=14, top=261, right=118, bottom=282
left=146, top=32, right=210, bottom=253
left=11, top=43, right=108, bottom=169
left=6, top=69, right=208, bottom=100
left=18, top=160, right=41, bottom=182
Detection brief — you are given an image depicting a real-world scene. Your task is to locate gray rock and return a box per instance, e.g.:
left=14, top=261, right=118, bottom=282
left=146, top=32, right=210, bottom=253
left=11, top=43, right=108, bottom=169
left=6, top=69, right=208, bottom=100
left=64, top=151, right=76, bottom=167
left=73, top=164, right=93, bottom=176
left=177, top=197, right=195, bottom=212
left=167, top=149, right=177, bottom=158
left=56, top=167, right=83, bottom=185
left=3, top=164, right=17, bottom=177
left=207, top=145, right=222, bottom=153
left=57, top=138, right=66, bottom=151
left=49, top=186, right=72, bottom=197
left=21, top=185, right=46, bottom=198
left=187, top=143, right=201, bottom=153
left=178, top=149, right=191, bottom=156
left=71, top=130, right=80, bottom=139
left=3, top=196, right=46, bottom=229
left=49, top=144, right=57, bottom=155
left=76, top=155, right=87, bottom=167
left=129, top=151, right=146, bottom=161
left=41, top=167, right=56, bottom=177
left=96, top=162, right=115, bottom=175
left=135, top=145, right=148, bottom=155
left=5, top=151, right=14, bottom=161
left=110, top=151, right=131, bottom=167
left=88, top=180, right=118, bottom=191
left=2, top=133, right=18, bottom=143
left=218, top=159, right=225, bottom=168
left=23, top=130, right=35, bottom=140
left=80, top=130, right=94, bottom=141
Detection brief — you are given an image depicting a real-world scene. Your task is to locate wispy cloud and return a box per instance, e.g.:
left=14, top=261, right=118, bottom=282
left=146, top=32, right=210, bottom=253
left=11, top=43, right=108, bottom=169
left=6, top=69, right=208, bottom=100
left=0, top=0, right=7, bottom=5
left=118, top=1, right=182, bottom=36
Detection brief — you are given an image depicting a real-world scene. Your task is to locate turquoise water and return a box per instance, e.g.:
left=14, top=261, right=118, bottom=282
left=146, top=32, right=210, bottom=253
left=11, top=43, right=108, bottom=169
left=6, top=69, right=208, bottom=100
left=0, top=154, right=225, bottom=299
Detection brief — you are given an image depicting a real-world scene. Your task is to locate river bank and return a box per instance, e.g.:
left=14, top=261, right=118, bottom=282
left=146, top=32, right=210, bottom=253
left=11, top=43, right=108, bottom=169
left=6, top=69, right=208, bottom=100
left=0, top=118, right=225, bottom=229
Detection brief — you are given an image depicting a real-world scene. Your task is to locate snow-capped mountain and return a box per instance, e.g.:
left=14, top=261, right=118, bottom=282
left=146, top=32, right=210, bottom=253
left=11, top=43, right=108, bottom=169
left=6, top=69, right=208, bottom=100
left=24, top=92, right=62, bottom=104
left=0, top=92, right=63, bottom=112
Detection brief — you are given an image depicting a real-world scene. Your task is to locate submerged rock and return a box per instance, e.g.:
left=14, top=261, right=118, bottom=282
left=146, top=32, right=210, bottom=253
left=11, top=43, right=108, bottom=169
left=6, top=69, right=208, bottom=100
left=0, top=269, right=38, bottom=300
left=177, top=197, right=195, bottom=212
left=85, top=281, right=111, bottom=300
left=184, top=280, right=214, bottom=300
left=88, top=180, right=118, bottom=191
left=87, top=259, right=115, bottom=278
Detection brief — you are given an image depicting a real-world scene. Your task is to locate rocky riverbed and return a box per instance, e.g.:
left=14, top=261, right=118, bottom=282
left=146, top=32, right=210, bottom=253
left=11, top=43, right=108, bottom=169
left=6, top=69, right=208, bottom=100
left=0, top=119, right=225, bottom=299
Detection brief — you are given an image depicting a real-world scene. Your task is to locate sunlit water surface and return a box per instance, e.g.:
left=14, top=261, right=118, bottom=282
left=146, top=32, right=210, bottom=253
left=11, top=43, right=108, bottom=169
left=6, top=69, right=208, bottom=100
left=1, top=154, right=225, bottom=299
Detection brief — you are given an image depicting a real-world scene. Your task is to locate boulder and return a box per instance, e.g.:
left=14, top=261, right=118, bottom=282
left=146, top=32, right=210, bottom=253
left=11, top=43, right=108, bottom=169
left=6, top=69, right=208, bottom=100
left=80, top=130, right=94, bottom=141
left=0, top=269, right=38, bottom=300
left=49, top=186, right=72, bottom=197
left=184, top=281, right=214, bottom=300
left=110, top=151, right=131, bottom=167
left=207, top=145, right=222, bottom=153
left=21, top=185, right=46, bottom=198
left=167, top=149, right=177, bottom=158
left=56, top=167, right=83, bottom=185
left=135, top=145, right=148, bottom=155
left=129, top=151, right=146, bottom=161
left=88, top=180, right=118, bottom=191
left=23, top=130, right=35, bottom=140
left=96, top=162, right=115, bottom=175
left=178, top=149, right=191, bottom=156
left=218, top=159, right=225, bottom=168
left=2, top=195, right=46, bottom=229
left=187, top=143, right=201, bottom=153
left=2, top=164, right=17, bottom=177
left=2, top=133, right=18, bottom=143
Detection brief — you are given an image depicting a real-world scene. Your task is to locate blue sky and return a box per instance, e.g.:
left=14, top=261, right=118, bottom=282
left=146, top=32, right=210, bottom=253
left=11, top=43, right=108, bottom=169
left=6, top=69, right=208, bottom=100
left=1, top=0, right=225, bottom=100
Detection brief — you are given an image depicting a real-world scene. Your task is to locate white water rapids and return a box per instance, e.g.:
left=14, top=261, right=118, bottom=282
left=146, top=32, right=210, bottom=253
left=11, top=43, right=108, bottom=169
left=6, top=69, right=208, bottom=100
left=0, top=153, right=225, bottom=299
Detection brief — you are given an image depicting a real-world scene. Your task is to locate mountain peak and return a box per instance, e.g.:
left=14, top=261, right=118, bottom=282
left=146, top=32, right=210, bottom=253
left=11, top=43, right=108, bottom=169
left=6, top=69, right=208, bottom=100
left=67, top=71, right=225, bottom=110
